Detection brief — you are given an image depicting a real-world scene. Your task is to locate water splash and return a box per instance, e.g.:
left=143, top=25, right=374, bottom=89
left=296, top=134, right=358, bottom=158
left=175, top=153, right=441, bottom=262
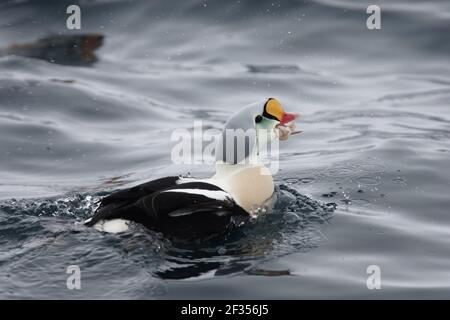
left=0, top=184, right=335, bottom=282
left=0, top=193, right=101, bottom=221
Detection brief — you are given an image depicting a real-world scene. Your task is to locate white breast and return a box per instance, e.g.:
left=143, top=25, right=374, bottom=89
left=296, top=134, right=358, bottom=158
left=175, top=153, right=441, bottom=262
left=207, top=164, right=274, bottom=214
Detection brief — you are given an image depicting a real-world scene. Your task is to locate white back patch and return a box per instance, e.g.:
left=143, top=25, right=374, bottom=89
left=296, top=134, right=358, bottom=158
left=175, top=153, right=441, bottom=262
left=162, top=188, right=231, bottom=201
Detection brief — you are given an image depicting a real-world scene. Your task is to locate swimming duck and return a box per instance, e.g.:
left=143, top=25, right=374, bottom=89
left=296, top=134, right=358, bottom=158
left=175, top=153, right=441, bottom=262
left=84, top=98, right=299, bottom=238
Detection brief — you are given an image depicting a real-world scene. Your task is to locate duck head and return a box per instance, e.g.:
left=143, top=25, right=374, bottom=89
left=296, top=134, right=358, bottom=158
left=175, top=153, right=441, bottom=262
left=216, top=98, right=299, bottom=165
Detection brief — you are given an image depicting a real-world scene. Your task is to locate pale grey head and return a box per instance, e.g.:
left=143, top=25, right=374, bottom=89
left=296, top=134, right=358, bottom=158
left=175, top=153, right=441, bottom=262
left=215, top=98, right=298, bottom=165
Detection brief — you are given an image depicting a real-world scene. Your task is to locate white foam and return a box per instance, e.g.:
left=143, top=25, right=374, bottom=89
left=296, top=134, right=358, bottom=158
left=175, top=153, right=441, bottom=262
left=84, top=217, right=92, bottom=224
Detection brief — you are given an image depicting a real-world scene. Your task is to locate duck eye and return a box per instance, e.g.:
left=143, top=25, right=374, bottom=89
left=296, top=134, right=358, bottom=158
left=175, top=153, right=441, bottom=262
left=255, top=115, right=263, bottom=123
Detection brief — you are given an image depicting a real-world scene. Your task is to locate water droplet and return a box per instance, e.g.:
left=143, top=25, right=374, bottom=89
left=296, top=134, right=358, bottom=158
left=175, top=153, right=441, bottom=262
left=299, top=177, right=315, bottom=184
left=356, top=176, right=381, bottom=186
left=393, top=177, right=407, bottom=184
left=321, top=193, right=334, bottom=198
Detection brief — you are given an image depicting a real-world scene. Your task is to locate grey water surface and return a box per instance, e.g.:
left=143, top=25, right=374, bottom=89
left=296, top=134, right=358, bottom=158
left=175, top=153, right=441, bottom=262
left=0, top=0, right=449, bottom=299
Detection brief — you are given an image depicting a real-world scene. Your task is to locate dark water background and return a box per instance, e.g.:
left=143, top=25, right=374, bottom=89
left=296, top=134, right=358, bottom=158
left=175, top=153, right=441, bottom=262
left=0, top=0, right=449, bottom=299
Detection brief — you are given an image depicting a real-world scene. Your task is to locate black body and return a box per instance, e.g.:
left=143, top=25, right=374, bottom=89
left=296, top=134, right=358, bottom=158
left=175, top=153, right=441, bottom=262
left=85, top=176, right=249, bottom=238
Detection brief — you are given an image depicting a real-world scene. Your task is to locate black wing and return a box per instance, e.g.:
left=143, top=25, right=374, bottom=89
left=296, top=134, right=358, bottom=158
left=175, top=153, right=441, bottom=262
left=85, top=176, right=179, bottom=227
left=86, top=178, right=248, bottom=238
left=136, top=182, right=248, bottom=238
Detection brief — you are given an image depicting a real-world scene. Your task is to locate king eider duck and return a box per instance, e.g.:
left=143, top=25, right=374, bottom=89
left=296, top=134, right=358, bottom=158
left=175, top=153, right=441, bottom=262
left=84, top=98, right=299, bottom=238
